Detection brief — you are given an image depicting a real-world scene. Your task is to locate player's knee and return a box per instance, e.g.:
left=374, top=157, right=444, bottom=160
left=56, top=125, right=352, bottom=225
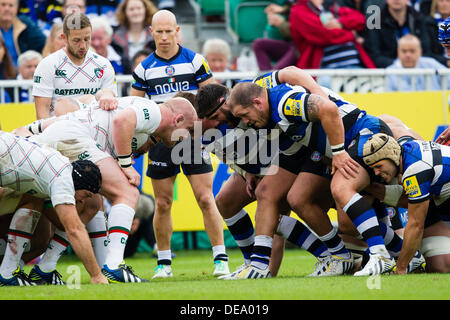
left=155, top=195, right=173, bottom=213
left=255, top=181, right=278, bottom=202
left=195, top=191, right=215, bottom=211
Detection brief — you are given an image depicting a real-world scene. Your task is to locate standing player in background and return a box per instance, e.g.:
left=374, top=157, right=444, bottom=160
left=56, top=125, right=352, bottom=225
left=131, top=10, right=229, bottom=279
left=31, top=12, right=116, bottom=278
left=32, top=12, right=117, bottom=120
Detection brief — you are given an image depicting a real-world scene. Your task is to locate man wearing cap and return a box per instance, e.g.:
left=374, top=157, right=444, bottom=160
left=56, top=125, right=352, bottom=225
left=362, top=133, right=450, bottom=274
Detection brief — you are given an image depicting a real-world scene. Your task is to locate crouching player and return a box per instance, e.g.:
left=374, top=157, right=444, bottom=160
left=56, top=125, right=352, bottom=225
left=362, top=133, right=450, bottom=273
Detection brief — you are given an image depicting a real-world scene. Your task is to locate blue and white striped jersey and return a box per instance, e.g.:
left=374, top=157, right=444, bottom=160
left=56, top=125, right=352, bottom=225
left=132, top=45, right=213, bottom=102
left=266, top=83, right=362, bottom=157
left=401, top=140, right=450, bottom=205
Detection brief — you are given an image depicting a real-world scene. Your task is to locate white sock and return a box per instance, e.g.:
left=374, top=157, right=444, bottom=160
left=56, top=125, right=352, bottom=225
left=212, top=245, right=228, bottom=262
left=0, top=208, right=40, bottom=278
left=86, top=211, right=108, bottom=268
left=38, top=229, right=69, bottom=272
left=157, top=250, right=172, bottom=266
left=104, top=204, right=135, bottom=269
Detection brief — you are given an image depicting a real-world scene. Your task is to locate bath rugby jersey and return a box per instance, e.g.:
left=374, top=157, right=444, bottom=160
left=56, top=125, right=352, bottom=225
left=132, top=45, right=212, bottom=102
left=203, top=71, right=282, bottom=175
left=401, top=140, right=450, bottom=205
left=32, top=48, right=117, bottom=114
left=266, top=83, right=364, bottom=157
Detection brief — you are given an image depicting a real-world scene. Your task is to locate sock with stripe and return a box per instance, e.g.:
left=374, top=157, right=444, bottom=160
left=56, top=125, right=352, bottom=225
left=157, top=250, right=172, bottom=266
left=277, top=215, right=330, bottom=258
left=250, top=235, right=272, bottom=270
left=38, top=228, right=69, bottom=273
left=0, top=208, right=40, bottom=278
left=86, top=211, right=108, bottom=268
left=343, top=193, right=390, bottom=258
left=212, top=245, right=228, bottom=262
left=104, top=203, right=135, bottom=269
left=318, top=226, right=352, bottom=259
left=224, top=209, right=254, bottom=265
left=378, top=221, right=403, bottom=257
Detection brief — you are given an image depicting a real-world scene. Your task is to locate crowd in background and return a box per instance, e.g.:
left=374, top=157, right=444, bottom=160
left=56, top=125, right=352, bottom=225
left=1, top=0, right=450, bottom=103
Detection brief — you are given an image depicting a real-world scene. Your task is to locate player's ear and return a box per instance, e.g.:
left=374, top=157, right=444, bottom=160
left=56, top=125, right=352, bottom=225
left=174, top=114, right=185, bottom=127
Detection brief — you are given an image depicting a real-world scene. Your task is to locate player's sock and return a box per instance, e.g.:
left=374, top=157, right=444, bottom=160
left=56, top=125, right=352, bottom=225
left=224, top=209, right=254, bottom=265
left=38, top=229, right=69, bottom=273
left=103, top=203, right=134, bottom=269
left=212, top=245, right=228, bottom=262
left=378, top=221, right=403, bottom=257
left=157, top=250, right=172, bottom=266
left=0, top=208, right=40, bottom=277
left=86, top=211, right=108, bottom=268
left=343, top=193, right=390, bottom=258
left=250, top=235, right=272, bottom=270
left=277, top=215, right=330, bottom=258
left=318, top=226, right=352, bottom=259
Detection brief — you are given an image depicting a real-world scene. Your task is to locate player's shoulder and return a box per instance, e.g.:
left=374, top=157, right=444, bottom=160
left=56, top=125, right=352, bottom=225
left=87, top=50, right=113, bottom=65
left=37, top=49, right=66, bottom=67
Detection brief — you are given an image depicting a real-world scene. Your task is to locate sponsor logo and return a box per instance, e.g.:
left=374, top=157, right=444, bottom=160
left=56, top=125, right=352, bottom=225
left=254, top=76, right=272, bottom=88
left=55, top=69, right=67, bottom=77
left=386, top=207, right=396, bottom=218
left=143, top=108, right=150, bottom=120
left=33, top=76, right=41, bottom=83
left=54, top=88, right=100, bottom=95
left=403, top=176, right=422, bottom=198
left=155, top=81, right=190, bottom=95
left=283, top=98, right=302, bottom=117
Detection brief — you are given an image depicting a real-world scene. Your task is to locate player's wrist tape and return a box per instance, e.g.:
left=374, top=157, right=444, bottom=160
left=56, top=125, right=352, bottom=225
left=331, top=143, right=345, bottom=155
left=27, top=121, right=42, bottom=135
left=117, top=154, right=132, bottom=168
left=383, top=184, right=404, bottom=207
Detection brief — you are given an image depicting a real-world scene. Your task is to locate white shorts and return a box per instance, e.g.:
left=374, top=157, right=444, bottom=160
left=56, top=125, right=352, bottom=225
left=31, top=120, right=111, bottom=164
left=420, top=236, right=450, bottom=258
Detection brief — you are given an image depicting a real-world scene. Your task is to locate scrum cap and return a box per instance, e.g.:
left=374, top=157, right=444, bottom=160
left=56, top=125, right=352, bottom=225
left=362, top=133, right=401, bottom=166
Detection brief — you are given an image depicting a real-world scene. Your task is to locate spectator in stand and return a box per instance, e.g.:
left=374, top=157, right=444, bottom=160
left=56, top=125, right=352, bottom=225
left=16, top=50, right=42, bottom=102
left=427, top=0, right=450, bottom=62
left=252, top=1, right=297, bottom=71
left=363, top=0, right=447, bottom=67
left=202, top=38, right=238, bottom=87
left=42, top=23, right=65, bottom=58
left=431, top=0, right=450, bottom=24
left=112, top=0, right=157, bottom=75
left=0, top=0, right=46, bottom=67
left=289, top=0, right=375, bottom=88
left=85, top=0, right=120, bottom=23
left=90, top=16, right=124, bottom=74
left=386, top=34, right=450, bottom=91
left=0, top=37, right=15, bottom=102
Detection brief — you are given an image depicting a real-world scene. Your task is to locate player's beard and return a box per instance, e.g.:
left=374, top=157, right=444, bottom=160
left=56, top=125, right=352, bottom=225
left=67, top=44, right=87, bottom=60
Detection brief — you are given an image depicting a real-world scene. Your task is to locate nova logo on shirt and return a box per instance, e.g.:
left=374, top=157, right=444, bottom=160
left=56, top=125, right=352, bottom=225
left=403, top=176, right=422, bottom=198
left=283, top=99, right=302, bottom=117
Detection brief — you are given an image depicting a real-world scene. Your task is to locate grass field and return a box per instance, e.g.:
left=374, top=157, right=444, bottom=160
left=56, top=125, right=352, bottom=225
left=0, top=248, right=448, bottom=301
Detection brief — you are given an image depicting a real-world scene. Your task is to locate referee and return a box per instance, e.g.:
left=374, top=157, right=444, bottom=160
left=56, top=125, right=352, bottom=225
left=131, top=10, right=229, bottom=279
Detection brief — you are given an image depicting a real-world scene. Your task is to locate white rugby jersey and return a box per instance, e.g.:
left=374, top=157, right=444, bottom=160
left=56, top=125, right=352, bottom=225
left=43, top=96, right=162, bottom=158
left=32, top=48, right=118, bottom=114
left=0, top=131, right=76, bottom=206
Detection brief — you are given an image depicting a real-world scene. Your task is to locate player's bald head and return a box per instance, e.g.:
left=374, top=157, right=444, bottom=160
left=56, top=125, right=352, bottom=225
left=151, top=9, right=177, bottom=27
left=166, top=97, right=197, bottom=122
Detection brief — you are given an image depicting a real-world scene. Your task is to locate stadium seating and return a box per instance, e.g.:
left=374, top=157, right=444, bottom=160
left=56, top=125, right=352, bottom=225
left=189, top=0, right=226, bottom=39
left=225, top=0, right=272, bottom=44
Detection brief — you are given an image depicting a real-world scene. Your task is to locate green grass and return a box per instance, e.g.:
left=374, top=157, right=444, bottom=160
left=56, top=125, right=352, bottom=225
left=0, top=249, right=448, bottom=300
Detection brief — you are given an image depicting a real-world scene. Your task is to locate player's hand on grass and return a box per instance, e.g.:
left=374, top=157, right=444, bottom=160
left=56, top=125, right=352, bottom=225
left=332, top=151, right=360, bottom=179
left=90, top=274, right=109, bottom=284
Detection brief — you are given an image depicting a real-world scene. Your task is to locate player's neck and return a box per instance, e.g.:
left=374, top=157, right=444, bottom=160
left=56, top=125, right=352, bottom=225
left=155, top=44, right=179, bottom=60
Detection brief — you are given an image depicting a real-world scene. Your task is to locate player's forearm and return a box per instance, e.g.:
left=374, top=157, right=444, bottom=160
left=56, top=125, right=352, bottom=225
left=396, top=217, right=423, bottom=272
left=34, top=97, right=52, bottom=120
left=320, top=104, right=345, bottom=147
left=112, top=112, right=136, bottom=157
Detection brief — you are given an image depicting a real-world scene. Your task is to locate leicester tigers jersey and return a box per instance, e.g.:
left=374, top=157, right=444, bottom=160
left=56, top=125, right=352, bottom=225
left=132, top=45, right=212, bottom=102
left=32, top=49, right=117, bottom=114
left=0, top=131, right=76, bottom=206
left=401, top=140, right=450, bottom=205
